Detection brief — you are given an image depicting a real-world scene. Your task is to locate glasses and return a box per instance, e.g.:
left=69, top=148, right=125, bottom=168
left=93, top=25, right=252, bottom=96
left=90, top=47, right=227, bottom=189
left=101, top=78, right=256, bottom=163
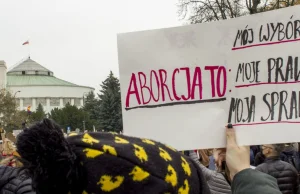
left=261, top=145, right=273, bottom=150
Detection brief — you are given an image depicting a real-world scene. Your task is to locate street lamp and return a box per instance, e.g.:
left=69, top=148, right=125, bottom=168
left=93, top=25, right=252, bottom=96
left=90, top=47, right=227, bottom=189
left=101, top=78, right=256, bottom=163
left=14, top=91, right=21, bottom=98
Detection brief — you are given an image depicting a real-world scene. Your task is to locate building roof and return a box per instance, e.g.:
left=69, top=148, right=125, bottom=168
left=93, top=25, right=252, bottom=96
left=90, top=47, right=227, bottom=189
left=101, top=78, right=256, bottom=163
left=6, top=57, right=94, bottom=89
left=7, top=58, right=53, bottom=74
left=6, top=75, right=82, bottom=87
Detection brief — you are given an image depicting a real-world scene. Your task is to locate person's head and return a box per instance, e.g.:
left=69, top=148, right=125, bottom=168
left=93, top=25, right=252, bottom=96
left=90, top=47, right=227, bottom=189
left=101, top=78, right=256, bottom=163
left=213, top=148, right=226, bottom=170
left=261, top=144, right=285, bottom=158
left=16, top=119, right=83, bottom=194
left=16, top=119, right=211, bottom=194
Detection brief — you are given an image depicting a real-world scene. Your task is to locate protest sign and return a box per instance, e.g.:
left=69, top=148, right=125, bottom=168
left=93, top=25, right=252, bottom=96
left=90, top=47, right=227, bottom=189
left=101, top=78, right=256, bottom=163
left=117, top=6, right=300, bottom=150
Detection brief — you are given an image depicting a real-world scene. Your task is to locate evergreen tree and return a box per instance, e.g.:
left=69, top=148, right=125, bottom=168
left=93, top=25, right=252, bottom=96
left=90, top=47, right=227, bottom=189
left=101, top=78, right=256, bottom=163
left=49, top=103, right=92, bottom=131
left=98, top=71, right=122, bottom=132
left=83, top=91, right=100, bottom=129
left=30, top=103, right=46, bottom=123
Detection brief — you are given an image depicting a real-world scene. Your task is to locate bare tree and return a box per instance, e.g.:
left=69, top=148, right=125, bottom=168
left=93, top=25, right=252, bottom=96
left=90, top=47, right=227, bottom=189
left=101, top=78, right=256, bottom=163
left=178, top=0, right=299, bottom=24
left=246, top=0, right=261, bottom=14
left=178, top=0, right=248, bottom=24
left=264, top=0, right=300, bottom=10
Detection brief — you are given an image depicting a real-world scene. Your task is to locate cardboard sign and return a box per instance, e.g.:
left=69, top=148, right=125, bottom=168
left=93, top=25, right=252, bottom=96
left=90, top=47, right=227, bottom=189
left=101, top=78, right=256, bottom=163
left=117, top=6, right=300, bottom=150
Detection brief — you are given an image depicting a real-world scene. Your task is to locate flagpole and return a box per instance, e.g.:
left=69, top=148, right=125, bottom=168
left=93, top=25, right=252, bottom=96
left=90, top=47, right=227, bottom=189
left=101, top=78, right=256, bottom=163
left=22, top=39, right=30, bottom=58
left=28, top=37, right=30, bottom=58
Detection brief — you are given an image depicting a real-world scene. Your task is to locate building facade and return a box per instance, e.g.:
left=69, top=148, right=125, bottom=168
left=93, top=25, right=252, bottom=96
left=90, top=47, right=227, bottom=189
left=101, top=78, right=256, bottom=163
left=0, top=57, right=94, bottom=113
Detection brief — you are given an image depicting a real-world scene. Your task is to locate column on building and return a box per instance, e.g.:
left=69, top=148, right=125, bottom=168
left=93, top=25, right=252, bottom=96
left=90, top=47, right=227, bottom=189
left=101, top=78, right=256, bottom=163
left=60, top=98, right=63, bottom=108
left=74, top=98, right=81, bottom=108
left=71, top=99, right=74, bottom=106
left=20, top=98, right=23, bottom=110
left=46, top=98, right=50, bottom=113
left=0, top=61, right=7, bottom=89
left=32, top=98, right=36, bottom=111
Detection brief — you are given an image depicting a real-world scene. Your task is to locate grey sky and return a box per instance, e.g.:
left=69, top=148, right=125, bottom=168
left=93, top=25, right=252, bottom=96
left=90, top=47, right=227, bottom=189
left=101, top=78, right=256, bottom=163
left=0, top=0, right=181, bottom=92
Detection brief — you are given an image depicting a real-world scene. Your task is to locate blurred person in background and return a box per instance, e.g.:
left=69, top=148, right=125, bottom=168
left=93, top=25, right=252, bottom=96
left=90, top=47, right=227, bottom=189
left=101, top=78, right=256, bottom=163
left=190, top=148, right=231, bottom=194
left=198, top=149, right=216, bottom=170
left=256, top=144, right=299, bottom=194
left=225, top=126, right=281, bottom=194
left=250, top=145, right=260, bottom=166
left=254, top=150, right=266, bottom=166
left=197, top=149, right=210, bottom=168
left=0, top=155, right=34, bottom=194
left=280, top=143, right=300, bottom=174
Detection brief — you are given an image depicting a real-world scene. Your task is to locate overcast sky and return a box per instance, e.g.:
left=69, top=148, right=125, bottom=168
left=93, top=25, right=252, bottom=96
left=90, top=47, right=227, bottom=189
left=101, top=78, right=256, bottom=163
left=0, top=0, right=182, bottom=92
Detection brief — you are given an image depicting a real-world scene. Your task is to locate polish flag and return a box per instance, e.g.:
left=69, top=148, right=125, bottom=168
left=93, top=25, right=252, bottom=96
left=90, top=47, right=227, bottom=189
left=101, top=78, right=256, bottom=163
left=22, top=41, right=29, bottom=45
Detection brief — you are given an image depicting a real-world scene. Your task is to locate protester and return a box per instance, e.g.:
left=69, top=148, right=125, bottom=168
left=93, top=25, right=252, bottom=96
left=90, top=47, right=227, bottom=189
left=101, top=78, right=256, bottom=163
left=225, top=126, right=281, bottom=194
left=208, top=155, right=216, bottom=170
left=280, top=143, right=300, bottom=173
left=249, top=145, right=259, bottom=166
left=0, top=156, right=19, bottom=167
left=0, top=156, right=35, bottom=194
left=190, top=149, right=231, bottom=194
left=16, top=119, right=210, bottom=194
left=256, top=144, right=299, bottom=193
left=250, top=145, right=261, bottom=157
left=254, top=151, right=265, bottom=166
left=198, top=149, right=210, bottom=168
left=292, top=143, right=299, bottom=152
left=250, top=148, right=255, bottom=166
left=201, top=149, right=216, bottom=170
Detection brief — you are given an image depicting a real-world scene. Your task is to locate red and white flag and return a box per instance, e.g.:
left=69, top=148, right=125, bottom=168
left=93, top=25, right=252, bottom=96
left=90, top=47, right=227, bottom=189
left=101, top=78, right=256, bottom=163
left=22, top=41, right=29, bottom=45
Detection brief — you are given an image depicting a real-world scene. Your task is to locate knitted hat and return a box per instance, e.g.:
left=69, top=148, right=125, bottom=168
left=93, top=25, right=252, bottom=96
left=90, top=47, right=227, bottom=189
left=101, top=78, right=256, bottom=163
left=16, top=119, right=210, bottom=194
left=67, top=132, right=210, bottom=194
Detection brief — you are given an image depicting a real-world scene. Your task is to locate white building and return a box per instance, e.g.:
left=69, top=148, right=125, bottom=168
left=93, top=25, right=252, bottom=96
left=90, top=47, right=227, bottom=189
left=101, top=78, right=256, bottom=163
left=0, top=57, right=94, bottom=113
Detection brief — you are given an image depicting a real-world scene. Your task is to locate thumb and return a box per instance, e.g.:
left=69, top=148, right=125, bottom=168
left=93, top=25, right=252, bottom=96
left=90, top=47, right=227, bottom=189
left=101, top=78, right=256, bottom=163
left=226, top=126, right=237, bottom=148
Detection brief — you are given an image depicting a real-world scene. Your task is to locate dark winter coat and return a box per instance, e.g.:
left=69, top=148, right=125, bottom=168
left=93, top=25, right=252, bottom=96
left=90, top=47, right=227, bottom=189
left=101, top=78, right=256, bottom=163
left=281, top=150, right=300, bottom=173
left=0, top=166, right=35, bottom=194
left=254, top=152, right=265, bottom=166
left=232, top=168, right=281, bottom=194
left=256, top=156, right=299, bottom=194
left=250, top=145, right=261, bottom=157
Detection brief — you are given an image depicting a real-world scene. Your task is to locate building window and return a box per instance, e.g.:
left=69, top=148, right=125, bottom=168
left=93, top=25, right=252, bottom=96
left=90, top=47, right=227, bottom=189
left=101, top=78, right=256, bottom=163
left=36, top=98, right=47, bottom=106
left=35, top=71, right=38, bottom=75
left=63, top=98, right=71, bottom=106
left=23, top=98, right=31, bottom=107
left=50, top=98, right=60, bottom=106
left=74, top=98, right=81, bottom=106
left=48, top=72, right=50, bottom=76
left=22, top=71, right=25, bottom=75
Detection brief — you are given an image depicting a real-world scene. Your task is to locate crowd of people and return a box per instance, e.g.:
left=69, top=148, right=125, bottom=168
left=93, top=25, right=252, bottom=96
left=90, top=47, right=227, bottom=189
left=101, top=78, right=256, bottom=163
left=0, top=119, right=297, bottom=193
left=186, top=143, right=300, bottom=194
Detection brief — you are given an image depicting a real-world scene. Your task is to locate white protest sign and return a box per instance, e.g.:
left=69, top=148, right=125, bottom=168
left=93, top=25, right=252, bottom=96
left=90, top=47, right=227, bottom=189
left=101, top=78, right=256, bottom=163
left=117, top=6, right=300, bottom=150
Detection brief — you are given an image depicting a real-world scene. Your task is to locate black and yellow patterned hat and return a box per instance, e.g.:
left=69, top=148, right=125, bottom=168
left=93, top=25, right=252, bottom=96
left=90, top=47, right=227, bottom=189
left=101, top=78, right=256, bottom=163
left=67, top=132, right=210, bottom=194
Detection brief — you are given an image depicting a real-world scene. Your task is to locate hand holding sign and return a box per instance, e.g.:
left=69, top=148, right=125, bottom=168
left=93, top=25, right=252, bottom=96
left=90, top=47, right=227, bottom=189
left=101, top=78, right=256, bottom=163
left=226, top=125, right=250, bottom=180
